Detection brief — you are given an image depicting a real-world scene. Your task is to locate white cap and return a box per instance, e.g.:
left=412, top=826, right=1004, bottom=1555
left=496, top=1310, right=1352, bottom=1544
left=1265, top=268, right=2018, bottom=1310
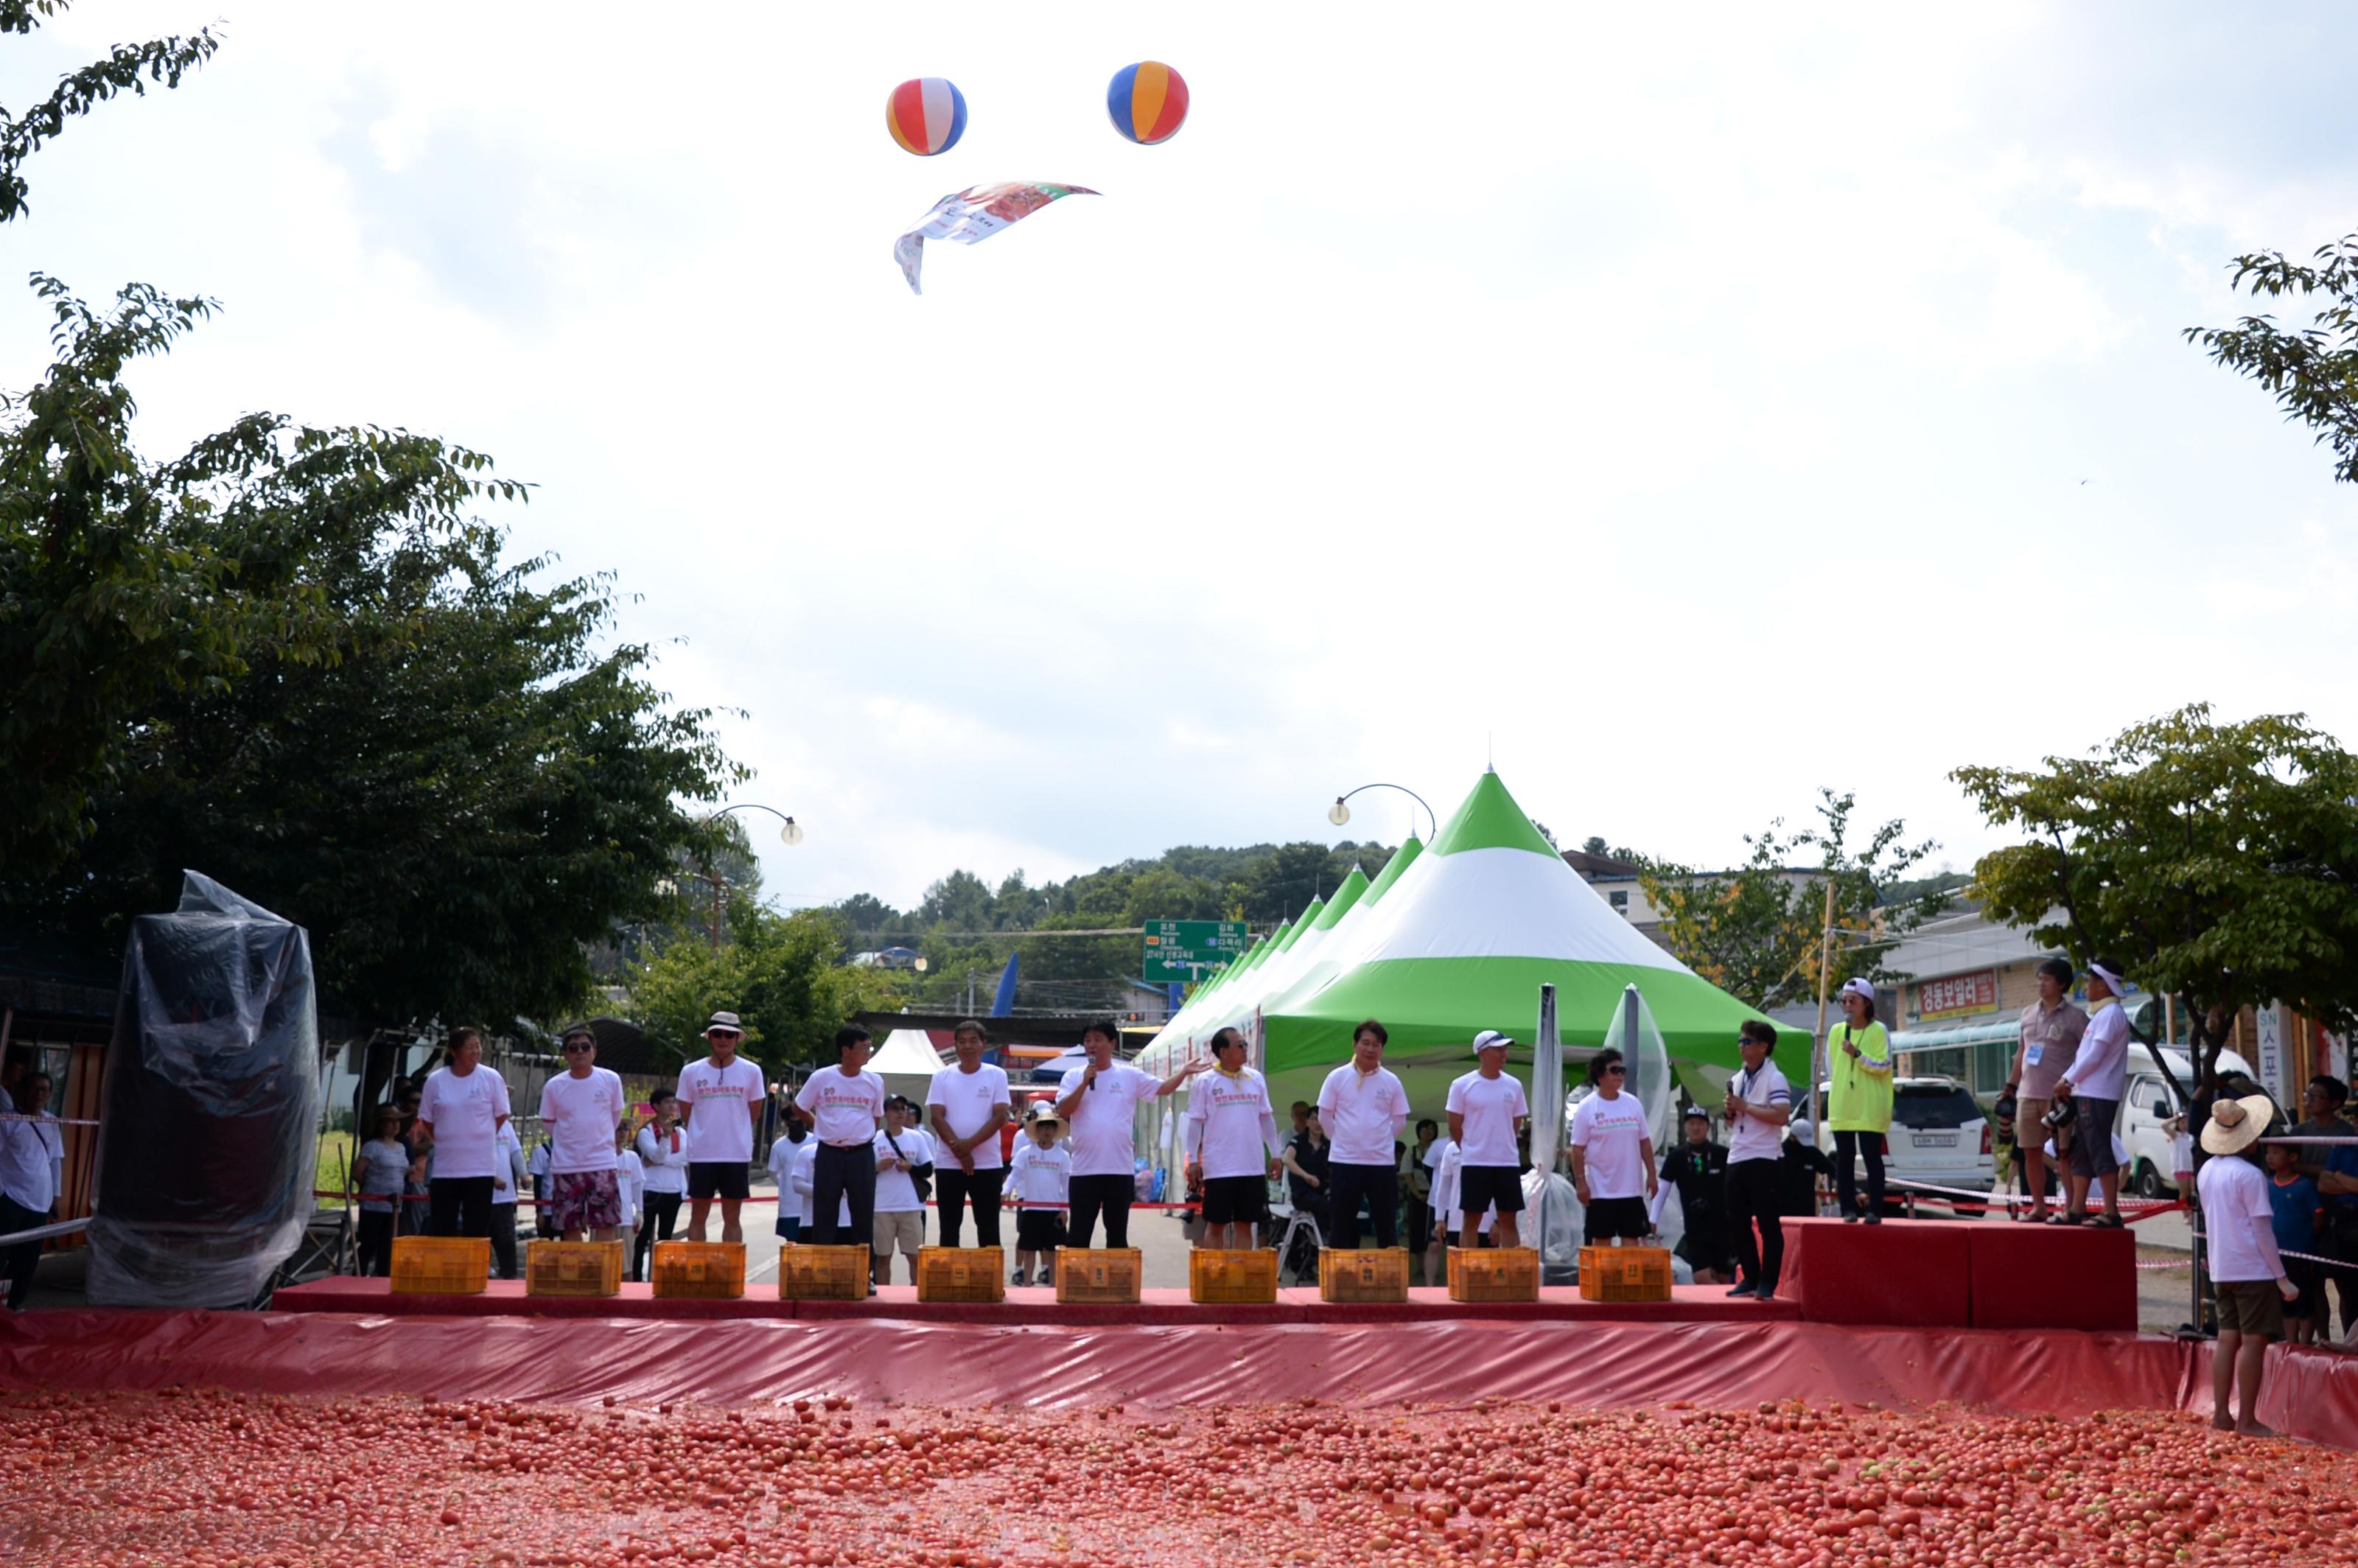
left=1839, top=978, right=1876, bottom=1003
left=1472, top=1029, right=1514, bottom=1055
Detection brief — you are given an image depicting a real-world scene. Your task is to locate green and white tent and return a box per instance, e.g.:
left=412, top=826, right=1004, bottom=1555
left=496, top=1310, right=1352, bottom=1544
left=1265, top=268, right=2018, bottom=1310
left=1137, top=771, right=1783, bottom=1113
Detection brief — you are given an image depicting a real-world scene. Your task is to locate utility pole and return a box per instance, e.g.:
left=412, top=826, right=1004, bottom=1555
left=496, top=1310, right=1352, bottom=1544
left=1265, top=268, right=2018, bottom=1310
left=1810, top=879, right=1836, bottom=1133
left=706, top=867, right=729, bottom=952
left=965, top=967, right=977, bottom=1015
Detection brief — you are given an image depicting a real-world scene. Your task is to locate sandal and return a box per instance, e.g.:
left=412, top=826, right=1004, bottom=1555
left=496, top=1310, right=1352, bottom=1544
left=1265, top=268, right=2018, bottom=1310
left=2051, top=1212, right=2085, bottom=1226
left=2014, top=1208, right=2048, bottom=1224
left=2087, top=1215, right=2124, bottom=1230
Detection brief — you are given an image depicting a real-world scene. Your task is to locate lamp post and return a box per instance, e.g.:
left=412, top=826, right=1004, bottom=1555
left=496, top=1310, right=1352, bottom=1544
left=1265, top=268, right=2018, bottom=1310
left=1325, top=783, right=1438, bottom=843
left=696, top=803, right=805, bottom=951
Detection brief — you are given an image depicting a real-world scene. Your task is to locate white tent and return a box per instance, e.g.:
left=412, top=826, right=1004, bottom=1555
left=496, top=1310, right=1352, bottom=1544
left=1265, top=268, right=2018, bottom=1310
left=869, top=1028, right=945, bottom=1107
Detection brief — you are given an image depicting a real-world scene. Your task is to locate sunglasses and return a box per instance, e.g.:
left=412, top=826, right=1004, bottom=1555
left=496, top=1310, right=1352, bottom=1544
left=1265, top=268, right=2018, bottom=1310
left=1603, top=1064, right=1626, bottom=1076
left=562, top=1043, right=593, bottom=1054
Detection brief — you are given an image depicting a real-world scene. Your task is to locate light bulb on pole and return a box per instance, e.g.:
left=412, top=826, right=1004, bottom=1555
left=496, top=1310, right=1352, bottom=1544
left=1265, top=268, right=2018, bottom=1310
left=1328, top=798, right=1351, bottom=827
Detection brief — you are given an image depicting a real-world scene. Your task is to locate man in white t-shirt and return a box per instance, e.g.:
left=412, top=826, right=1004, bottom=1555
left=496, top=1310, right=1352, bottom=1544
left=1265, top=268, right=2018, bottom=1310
left=1721, top=1020, right=1792, bottom=1299
left=1183, top=1026, right=1285, bottom=1250
left=414, top=1026, right=513, bottom=1242
left=1446, top=1030, right=1530, bottom=1250
left=1568, top=1046, right=1657, bottom=1246
left=872, top=1097, right=936, bottom=1286
left=926, top=1019, right=1015, bottom=1251
left=793, top=1024, right=888, bottom=1250
left=538, top=1025, right=628, bottom=1242
left=1052, top=1019, right=1202, bottom=1249
left=676, top=1010, right=766, bottom=1245
left=1316, top=1019, right=1413, bottom=1253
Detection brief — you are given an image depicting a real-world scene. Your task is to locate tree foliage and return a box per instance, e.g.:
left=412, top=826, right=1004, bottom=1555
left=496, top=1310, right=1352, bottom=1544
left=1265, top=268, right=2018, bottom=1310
left=1, top=1, right=220, bottom=225
left=0, top=280, right=742, bottom=1025
left=2186, top=231, right=2358, bottom=485
left=1953, top=705, right=2358, bottom=1099
left=627, top=904, right=905, bottom=1070
left=1635, top=791, right=1946, bottom=1012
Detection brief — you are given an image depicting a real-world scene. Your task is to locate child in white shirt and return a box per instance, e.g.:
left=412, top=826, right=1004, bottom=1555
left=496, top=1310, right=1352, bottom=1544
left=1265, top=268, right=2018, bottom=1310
left=1007, top=1113, right=1072, bottom=1287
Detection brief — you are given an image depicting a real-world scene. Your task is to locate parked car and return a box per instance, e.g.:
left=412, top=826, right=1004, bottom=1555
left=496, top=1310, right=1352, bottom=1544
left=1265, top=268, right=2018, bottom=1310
left=1811, top=1076, right=1995, bottom=1215
left=2119, top=1046, right=2257, bottom=1198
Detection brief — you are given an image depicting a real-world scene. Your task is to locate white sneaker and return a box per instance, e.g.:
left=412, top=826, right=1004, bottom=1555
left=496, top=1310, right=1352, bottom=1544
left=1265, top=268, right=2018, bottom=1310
left=1010, top=1266, right=1027, bottom=1286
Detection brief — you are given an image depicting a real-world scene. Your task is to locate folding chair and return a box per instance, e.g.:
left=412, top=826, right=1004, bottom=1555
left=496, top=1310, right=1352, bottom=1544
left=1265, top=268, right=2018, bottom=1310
left=1274, top=1203, right=1324, bottom=1286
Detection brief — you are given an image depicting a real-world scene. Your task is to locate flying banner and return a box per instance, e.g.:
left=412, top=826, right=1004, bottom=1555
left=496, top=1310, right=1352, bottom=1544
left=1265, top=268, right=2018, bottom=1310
left=894, top=181, right=1099, bottom=294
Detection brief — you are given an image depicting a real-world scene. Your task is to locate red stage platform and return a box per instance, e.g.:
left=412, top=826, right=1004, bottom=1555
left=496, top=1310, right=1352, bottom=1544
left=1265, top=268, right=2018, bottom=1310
left=270, top=1277, right=1802, bottom=1326
left=1772, top=1217, right=2135, bottom=1331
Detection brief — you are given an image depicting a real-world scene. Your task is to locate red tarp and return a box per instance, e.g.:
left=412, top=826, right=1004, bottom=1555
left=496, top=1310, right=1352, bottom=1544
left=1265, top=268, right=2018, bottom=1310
left=0, top=1308, right=2179, bottom=1413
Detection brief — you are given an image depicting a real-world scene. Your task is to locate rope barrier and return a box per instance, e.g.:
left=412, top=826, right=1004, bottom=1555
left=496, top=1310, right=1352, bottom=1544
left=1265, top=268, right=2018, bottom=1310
left=0, top=1113, right=95, bottom=1127
left=0, top=1216, right=88, bottom=1246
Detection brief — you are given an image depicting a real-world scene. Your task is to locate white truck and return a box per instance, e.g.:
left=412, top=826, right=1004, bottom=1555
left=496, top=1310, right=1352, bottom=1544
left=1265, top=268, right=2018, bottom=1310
left=2119, top=1045, right=2257, bottom=1197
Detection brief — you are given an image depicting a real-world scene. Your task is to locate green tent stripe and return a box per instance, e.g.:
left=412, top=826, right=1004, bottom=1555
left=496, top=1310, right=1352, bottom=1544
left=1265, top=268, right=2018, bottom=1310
left=1275, top=898, right=1323, bottom=951
left=1427, top=771, right=1560, bottom=859
left=1359, top=834, right=1423, bottom=906
left=1262, top=956, right=1779, bottom=1076
left=1312, top=867, right=1370, bottom=931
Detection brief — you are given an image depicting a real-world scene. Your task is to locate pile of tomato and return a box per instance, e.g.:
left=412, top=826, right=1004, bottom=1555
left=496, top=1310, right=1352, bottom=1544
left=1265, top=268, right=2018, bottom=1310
left=3, top=1386, right=2351, bottom=1567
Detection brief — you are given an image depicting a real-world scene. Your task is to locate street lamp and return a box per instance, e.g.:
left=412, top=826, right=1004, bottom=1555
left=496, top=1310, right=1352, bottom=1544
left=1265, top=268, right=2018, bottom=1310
left=1326, top=783, right=1438, bottom=843
left=694, top=802, right=805, bottom=950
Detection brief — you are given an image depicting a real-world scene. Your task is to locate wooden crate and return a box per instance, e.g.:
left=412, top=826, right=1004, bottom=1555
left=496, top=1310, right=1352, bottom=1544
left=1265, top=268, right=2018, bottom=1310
left=780, top=1244, right=870, bottom=1301
left=1578, top=1243, right=1673, bottom=1303
left=389, top=1236, right=489, bottom=1295
left=651, top=1240, right=746, bottom=1300
left=915, top=1246, right=1006, bottom=1304
left=1446, top=1245, right=1540, bottom=1303
left=525, top=1239, right=624, bottom=1298
left=1189, top=1247, right=1279, bottom=1304
left=1318, top=1245, right=1411, bottom=1303
left=1054, top=1247, right=1142, bottom=1304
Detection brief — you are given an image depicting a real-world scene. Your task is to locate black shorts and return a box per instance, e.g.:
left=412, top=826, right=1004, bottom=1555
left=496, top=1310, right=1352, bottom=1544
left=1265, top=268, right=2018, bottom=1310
left=687, top=1161, right=749, bottom=1202
left=1016, top=1210, right=1068, bottom=1252
left=1582, top=1194, right=1652, bottom=1243
left=1202, top=1175, right=1268, bottom=1227
left=1458, top=1164, right=1526, bottom=1216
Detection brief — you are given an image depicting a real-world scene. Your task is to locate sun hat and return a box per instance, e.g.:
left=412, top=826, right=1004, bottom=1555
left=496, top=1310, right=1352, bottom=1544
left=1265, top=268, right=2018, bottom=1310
left=1472, top=1029, right=1514, bottom=1056
left=2087, top=960, right=2129, bottom=995
left=2200, top=1093, right=2275, bottom=1158
left=704, top=1010, right=744, bottom=1035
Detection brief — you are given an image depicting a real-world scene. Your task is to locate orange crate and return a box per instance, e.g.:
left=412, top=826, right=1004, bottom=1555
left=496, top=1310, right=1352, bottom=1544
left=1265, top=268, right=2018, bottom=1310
left=1189, top=1247, right=1278, bottom=1304
left=1318, top=1246, right=1411, bottom=1303
left=525, top=1240, right=624, bottom=1298
left=651, top=1241, right=746, bottom=1300
left=916, top=1246, right=1006, bottom=1303
left=1447, top=1245, right=1539, bottom=1303
left=780, top=1244, right=869, bottom=1301
left=1578, top=1243, right=1673, bottom=1303
left=1055, top=1247, right=1142, bottom=1304
left=389, top=1236, right=489, bottom=1295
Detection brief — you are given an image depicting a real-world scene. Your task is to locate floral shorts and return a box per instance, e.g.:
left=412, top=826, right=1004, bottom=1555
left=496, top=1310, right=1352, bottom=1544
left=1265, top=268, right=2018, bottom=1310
left=550, top=1169, right=622, bottom=1233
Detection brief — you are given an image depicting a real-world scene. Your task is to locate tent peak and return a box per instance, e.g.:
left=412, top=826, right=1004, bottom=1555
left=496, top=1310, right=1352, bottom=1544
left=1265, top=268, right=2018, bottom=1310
left=1428, top=771, right=1558, bottom=858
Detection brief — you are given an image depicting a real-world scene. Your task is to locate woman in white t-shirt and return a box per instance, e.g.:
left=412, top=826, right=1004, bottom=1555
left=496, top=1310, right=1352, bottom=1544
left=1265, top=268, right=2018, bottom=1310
left=871, top=1098, right=935, bottom=1287
left=1567, top=1048, right=1657, bottom=1245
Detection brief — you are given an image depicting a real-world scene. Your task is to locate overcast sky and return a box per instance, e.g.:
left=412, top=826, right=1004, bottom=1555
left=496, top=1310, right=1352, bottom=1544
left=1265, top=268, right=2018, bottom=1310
left=10, top=3, right=2357, bottom=910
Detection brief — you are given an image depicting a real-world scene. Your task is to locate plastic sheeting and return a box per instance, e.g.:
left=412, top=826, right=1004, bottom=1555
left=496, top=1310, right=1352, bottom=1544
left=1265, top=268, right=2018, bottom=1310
left=0, top=1309, right=2200, bottom=1422
left=86, top=872, right=320, bottom=1309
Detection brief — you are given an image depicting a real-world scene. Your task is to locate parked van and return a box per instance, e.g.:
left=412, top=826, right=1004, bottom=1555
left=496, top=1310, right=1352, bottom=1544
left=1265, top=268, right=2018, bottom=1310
left=2119, top=1046, right=2257, bottom=1198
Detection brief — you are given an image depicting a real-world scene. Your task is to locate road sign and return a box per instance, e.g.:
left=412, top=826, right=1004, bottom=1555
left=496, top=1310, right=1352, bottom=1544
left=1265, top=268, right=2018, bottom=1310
left=1141, top=920, right=1248, bottom=983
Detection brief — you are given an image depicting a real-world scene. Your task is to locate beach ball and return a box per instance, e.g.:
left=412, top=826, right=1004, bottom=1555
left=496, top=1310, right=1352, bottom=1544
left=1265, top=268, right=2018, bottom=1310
left=886, top=77, right=968, bottom=156
left=1106, top=60, right=1189, bottom=145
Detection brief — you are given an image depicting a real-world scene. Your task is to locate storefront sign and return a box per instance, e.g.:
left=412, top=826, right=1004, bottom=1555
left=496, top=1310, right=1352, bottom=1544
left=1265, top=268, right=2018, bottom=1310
left=1917, top=968, right=1999, bottom=1022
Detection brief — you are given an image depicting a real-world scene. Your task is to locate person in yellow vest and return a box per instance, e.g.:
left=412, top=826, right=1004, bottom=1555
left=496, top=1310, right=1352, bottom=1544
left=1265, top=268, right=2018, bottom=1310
left=1827, top=978, right=1895, bottom=1224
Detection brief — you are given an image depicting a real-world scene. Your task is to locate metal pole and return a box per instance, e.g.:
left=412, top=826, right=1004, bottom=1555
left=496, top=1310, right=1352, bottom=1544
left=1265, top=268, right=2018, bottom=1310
left=1810, top=880, right=1836, bottom=1133
left=707, top=868, right=723, bottom=952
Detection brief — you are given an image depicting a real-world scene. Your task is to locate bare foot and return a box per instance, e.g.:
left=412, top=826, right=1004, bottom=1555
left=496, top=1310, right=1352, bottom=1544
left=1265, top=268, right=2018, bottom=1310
left=2236, top=1421, right=2277, bottom=1439
left=2211, top=1413, right=2236, bottom=1432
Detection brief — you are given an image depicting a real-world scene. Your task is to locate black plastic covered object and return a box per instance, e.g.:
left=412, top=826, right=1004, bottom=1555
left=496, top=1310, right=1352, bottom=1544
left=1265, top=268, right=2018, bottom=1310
left=87, top=872, right=321, bottom=1307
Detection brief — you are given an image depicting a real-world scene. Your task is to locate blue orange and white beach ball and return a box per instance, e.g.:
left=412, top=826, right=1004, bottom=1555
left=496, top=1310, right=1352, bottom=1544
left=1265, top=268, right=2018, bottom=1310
left=886, top=77, right=967, bottom=156
left=1106, top=60, right=1189, bottom=144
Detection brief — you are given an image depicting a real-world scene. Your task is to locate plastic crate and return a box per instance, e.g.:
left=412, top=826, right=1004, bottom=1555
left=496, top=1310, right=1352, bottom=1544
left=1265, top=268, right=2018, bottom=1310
left=389, top=1236, right=489, bottom=1295
left=1189, top=1247, right=1279, bottom=1304
left=915, top=1246, right=1007, bottom=1303
left=1318, top=1245, right=1411, bottom=1303
left=1578, top=1243, right=1673, bottom=1303
left=1055, top=1247, right=1143, bottom=1304
left=1446, top=1245, right=1540, bottom=1303
left=651, top=1240, right=746, bottom=1300
left=525, top=1239, right=624, bottom=1298
left=780, top=1244, right=870, bottom=1301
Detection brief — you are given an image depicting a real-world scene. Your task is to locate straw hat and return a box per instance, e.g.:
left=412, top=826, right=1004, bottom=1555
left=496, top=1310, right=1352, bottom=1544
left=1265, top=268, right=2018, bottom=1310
left=2200, top=1093, right=2275, bottom=1158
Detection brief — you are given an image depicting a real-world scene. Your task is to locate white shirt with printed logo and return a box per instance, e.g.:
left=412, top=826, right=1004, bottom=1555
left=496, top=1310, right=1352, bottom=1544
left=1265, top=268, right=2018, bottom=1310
left=926, top=1063, right=1013, bottom=1172
left=794, top=1067, right=886, bottom=1146
left=417, top=1063, right=511, bottom=1180
left=676, top=1057, right=768, bottom=1163
left=1183, top=1067, right=1284, bottom=1181
left=1010, top=1140, right=1072, bottom=1208
left=1316, top=1063, right=1411, bottom=1166
left=1569, top=1091, right=1651, bottom=1200
left=1445, top=1071, right=1529, bottom=1168
left=1057, top=1062, right=1158, bottom=1178
left=872, top=1127, right=936, bottom=1213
